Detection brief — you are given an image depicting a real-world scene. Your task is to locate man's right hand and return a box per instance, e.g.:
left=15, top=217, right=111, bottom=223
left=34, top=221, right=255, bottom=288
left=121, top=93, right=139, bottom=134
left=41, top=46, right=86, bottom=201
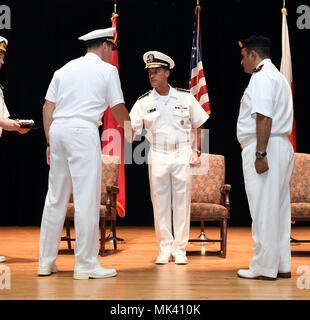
left=1, top=118, right=22, bottom=131
left=255, top=157, right=269, bottom=174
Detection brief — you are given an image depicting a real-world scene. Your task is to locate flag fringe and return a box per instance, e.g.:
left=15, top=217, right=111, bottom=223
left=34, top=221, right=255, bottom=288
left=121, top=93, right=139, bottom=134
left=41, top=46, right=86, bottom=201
left=116, top=201, right=125, bottom=218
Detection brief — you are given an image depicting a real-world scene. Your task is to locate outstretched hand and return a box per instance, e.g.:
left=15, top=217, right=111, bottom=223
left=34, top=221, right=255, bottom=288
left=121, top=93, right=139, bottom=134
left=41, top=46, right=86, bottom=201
left=2, top=119, right=21, bottom=131
left=0, top=119, right=30, bottom=134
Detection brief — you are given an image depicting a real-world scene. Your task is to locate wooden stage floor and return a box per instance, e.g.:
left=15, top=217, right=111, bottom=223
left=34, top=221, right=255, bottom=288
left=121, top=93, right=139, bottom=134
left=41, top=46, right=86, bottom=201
left=1, top=225, right=310, bottom=300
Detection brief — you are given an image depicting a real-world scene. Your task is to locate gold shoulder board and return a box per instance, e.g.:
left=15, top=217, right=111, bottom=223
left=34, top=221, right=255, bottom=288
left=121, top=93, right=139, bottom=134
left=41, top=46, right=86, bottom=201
left=138, top=90, right=151, bottom=100
left=176, top=87, right=190, bottom=93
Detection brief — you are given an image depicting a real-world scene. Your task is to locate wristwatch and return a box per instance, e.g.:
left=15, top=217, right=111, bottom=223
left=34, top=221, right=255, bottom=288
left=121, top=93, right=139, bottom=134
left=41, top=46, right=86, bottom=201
left=255, top=151, right=267, bottom=159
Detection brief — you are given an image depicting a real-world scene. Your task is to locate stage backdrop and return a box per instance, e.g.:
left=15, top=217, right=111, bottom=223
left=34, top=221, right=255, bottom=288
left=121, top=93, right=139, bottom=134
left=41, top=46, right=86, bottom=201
left=0, top=0, right=309, bottom=227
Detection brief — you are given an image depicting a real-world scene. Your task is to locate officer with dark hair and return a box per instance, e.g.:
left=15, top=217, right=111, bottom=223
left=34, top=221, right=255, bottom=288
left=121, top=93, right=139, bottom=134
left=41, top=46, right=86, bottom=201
left=237, top=35, right=294, bottom=280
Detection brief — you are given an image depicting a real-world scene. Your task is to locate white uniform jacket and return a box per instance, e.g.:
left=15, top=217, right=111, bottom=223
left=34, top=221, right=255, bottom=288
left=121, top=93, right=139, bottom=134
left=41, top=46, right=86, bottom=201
left=0, top=87, right=10, bottom=137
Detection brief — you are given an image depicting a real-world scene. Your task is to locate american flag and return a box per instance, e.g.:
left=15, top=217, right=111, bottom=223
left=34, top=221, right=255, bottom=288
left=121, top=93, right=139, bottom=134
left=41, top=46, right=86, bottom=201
left=189, top=4, right=210, bottom=114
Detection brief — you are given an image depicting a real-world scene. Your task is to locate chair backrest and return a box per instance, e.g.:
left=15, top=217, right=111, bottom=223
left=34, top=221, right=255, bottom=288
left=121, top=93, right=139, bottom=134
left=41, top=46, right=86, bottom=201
left=101, top=154, right=120, bottom=204
left=191, top=153, right=225, bottom=204
left=290, top=153, right=310, bottom=203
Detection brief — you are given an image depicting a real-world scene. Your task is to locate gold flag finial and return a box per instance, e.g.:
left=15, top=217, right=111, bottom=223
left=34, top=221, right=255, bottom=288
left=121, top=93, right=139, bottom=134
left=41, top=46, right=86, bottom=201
left=281, top=0, right=287, bottom=15
left=114, top=0, right=117, bottom=13
left=195, top=0, right=201, bottom=14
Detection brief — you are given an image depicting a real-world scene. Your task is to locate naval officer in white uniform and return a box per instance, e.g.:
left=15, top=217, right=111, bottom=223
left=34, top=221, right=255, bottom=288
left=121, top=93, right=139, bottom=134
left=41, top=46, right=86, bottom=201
left=38, top=27, right=131, bottom=279
left=0, top=37, right=29, bottom=137
left=0, top=36, right=30, bottom=263
left=236, top=36, right=294, bottom=280
left=130, top=51, right=209, bottom=265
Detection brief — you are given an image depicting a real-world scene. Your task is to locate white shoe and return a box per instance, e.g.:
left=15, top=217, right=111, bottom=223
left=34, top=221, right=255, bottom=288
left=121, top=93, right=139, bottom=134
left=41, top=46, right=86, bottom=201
left=174, top=254, right=188, bottom=265
left=0, top=256, right=5, bottom=263
left=237, top=269, right=276, bottom=281
left=155, top=253, right=171, bottom=264
left=73, top=267, right=117, bottom=280
left=38, top=264, right=58, bottom=276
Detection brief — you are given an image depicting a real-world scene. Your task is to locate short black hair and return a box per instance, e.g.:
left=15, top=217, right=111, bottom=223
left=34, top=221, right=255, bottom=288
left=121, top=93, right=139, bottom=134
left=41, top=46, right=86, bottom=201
left=240, top=35, right=272, bottom=58
left=85, top=37, right=107, bottom=49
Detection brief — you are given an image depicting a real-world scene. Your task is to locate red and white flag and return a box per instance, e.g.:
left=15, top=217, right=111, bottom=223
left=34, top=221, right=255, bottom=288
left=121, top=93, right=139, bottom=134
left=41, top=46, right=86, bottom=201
left=280, top=8, right=296, bottom=151
left=102, top=12, right=126, bottom=217
left=189, top=4, right=210, bottom=114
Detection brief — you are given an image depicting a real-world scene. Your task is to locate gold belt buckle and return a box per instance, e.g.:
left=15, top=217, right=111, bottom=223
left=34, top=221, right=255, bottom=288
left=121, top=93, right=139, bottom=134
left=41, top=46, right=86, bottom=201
left=169, top=144, right=177, bottom=150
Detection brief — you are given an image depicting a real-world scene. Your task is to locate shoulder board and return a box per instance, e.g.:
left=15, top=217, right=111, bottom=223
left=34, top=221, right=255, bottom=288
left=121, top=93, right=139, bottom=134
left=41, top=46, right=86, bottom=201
left=0, top=83, right=4, bottom=90
left=138, top=90, right=151, bottom=100
left=253, top=64, right=264, bottom=73
left=175, top=87, right=190, bottom=93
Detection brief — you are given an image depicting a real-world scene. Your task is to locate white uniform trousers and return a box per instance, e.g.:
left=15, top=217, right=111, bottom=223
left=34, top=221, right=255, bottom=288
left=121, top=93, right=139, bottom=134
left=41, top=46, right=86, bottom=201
left=148, top=145, right=192, bottom=256
left=242, top=136, right=294, bottom=278
left=39, top=118, right=102, bottom=273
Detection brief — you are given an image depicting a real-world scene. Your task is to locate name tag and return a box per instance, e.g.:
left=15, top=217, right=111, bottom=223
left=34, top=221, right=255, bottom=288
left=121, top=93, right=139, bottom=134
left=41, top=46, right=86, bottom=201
left=147, top=108, right=157, bottom=113
left=175, top=105, right=188, bottom=110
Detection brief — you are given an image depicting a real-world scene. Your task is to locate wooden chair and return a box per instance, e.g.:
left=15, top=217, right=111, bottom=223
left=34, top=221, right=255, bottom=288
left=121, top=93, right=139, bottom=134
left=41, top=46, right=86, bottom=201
left=189, top=154, right=231, bottom=258
left=290, top=152, right=310, bottom=243
left=61, top=154, right=120, bottom=256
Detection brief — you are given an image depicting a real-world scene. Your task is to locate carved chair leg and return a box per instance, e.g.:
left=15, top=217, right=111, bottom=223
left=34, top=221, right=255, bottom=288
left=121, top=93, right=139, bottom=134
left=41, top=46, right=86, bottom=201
left=100, top=217, right=106, bottom=257
left=112, top=220, right=117, bottom=250
left=65, top=219, right=72, bottom=250
left=221, top=219, right=227, bottom=258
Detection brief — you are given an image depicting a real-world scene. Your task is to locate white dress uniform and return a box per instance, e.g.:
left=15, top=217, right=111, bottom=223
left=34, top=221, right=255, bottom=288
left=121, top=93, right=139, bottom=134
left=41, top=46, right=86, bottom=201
left=0, top=87, right=9, bottom=263
left=39, top=47, right=124, bottom=272
left=0, top=36, right=9, bottom=138
left=237, top=58, right=294, bottom=278
left=0, top=87, right=10, bottom=137
left=130, top=83, right=209, bottom=260
left=0, top=37, right=8, bottom=263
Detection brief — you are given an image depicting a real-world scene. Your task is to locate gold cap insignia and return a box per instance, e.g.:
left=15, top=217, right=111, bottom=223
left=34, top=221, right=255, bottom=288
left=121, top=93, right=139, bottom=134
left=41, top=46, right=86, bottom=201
left=0, top=41, right=7, bottom=53
left=147, top=54, right=154, bottom=63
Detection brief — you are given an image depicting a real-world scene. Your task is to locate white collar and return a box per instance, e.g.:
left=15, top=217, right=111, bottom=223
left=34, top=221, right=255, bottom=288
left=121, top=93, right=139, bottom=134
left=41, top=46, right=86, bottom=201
left=85, top=52, right=102, bottom=61
left=256, top=58, right=271, bottom=69
left=153, top=85, right=178, bottom=99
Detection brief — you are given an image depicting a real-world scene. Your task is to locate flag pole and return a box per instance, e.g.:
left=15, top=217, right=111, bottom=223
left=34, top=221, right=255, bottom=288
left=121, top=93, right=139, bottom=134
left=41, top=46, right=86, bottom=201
left=104, top=0, right=125, bottom=243
left=282, top=0, right=296, bottom=240
left=194, top=0, right=208, bottom=242
left=195, top=3, right=201, bottom=103
left=189, top=0, right=211, bottom=242
left=281, top=0, right=287, bottom=15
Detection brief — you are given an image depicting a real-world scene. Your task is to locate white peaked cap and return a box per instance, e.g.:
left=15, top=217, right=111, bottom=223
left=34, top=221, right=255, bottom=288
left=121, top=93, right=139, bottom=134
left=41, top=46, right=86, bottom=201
left=78, top=27, right=115, bottom=41
left=0, top=36, right=8, bottom=53
left=143, top=51, right=175, bottom=69
left=0, top=36, right=8, bottom=44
